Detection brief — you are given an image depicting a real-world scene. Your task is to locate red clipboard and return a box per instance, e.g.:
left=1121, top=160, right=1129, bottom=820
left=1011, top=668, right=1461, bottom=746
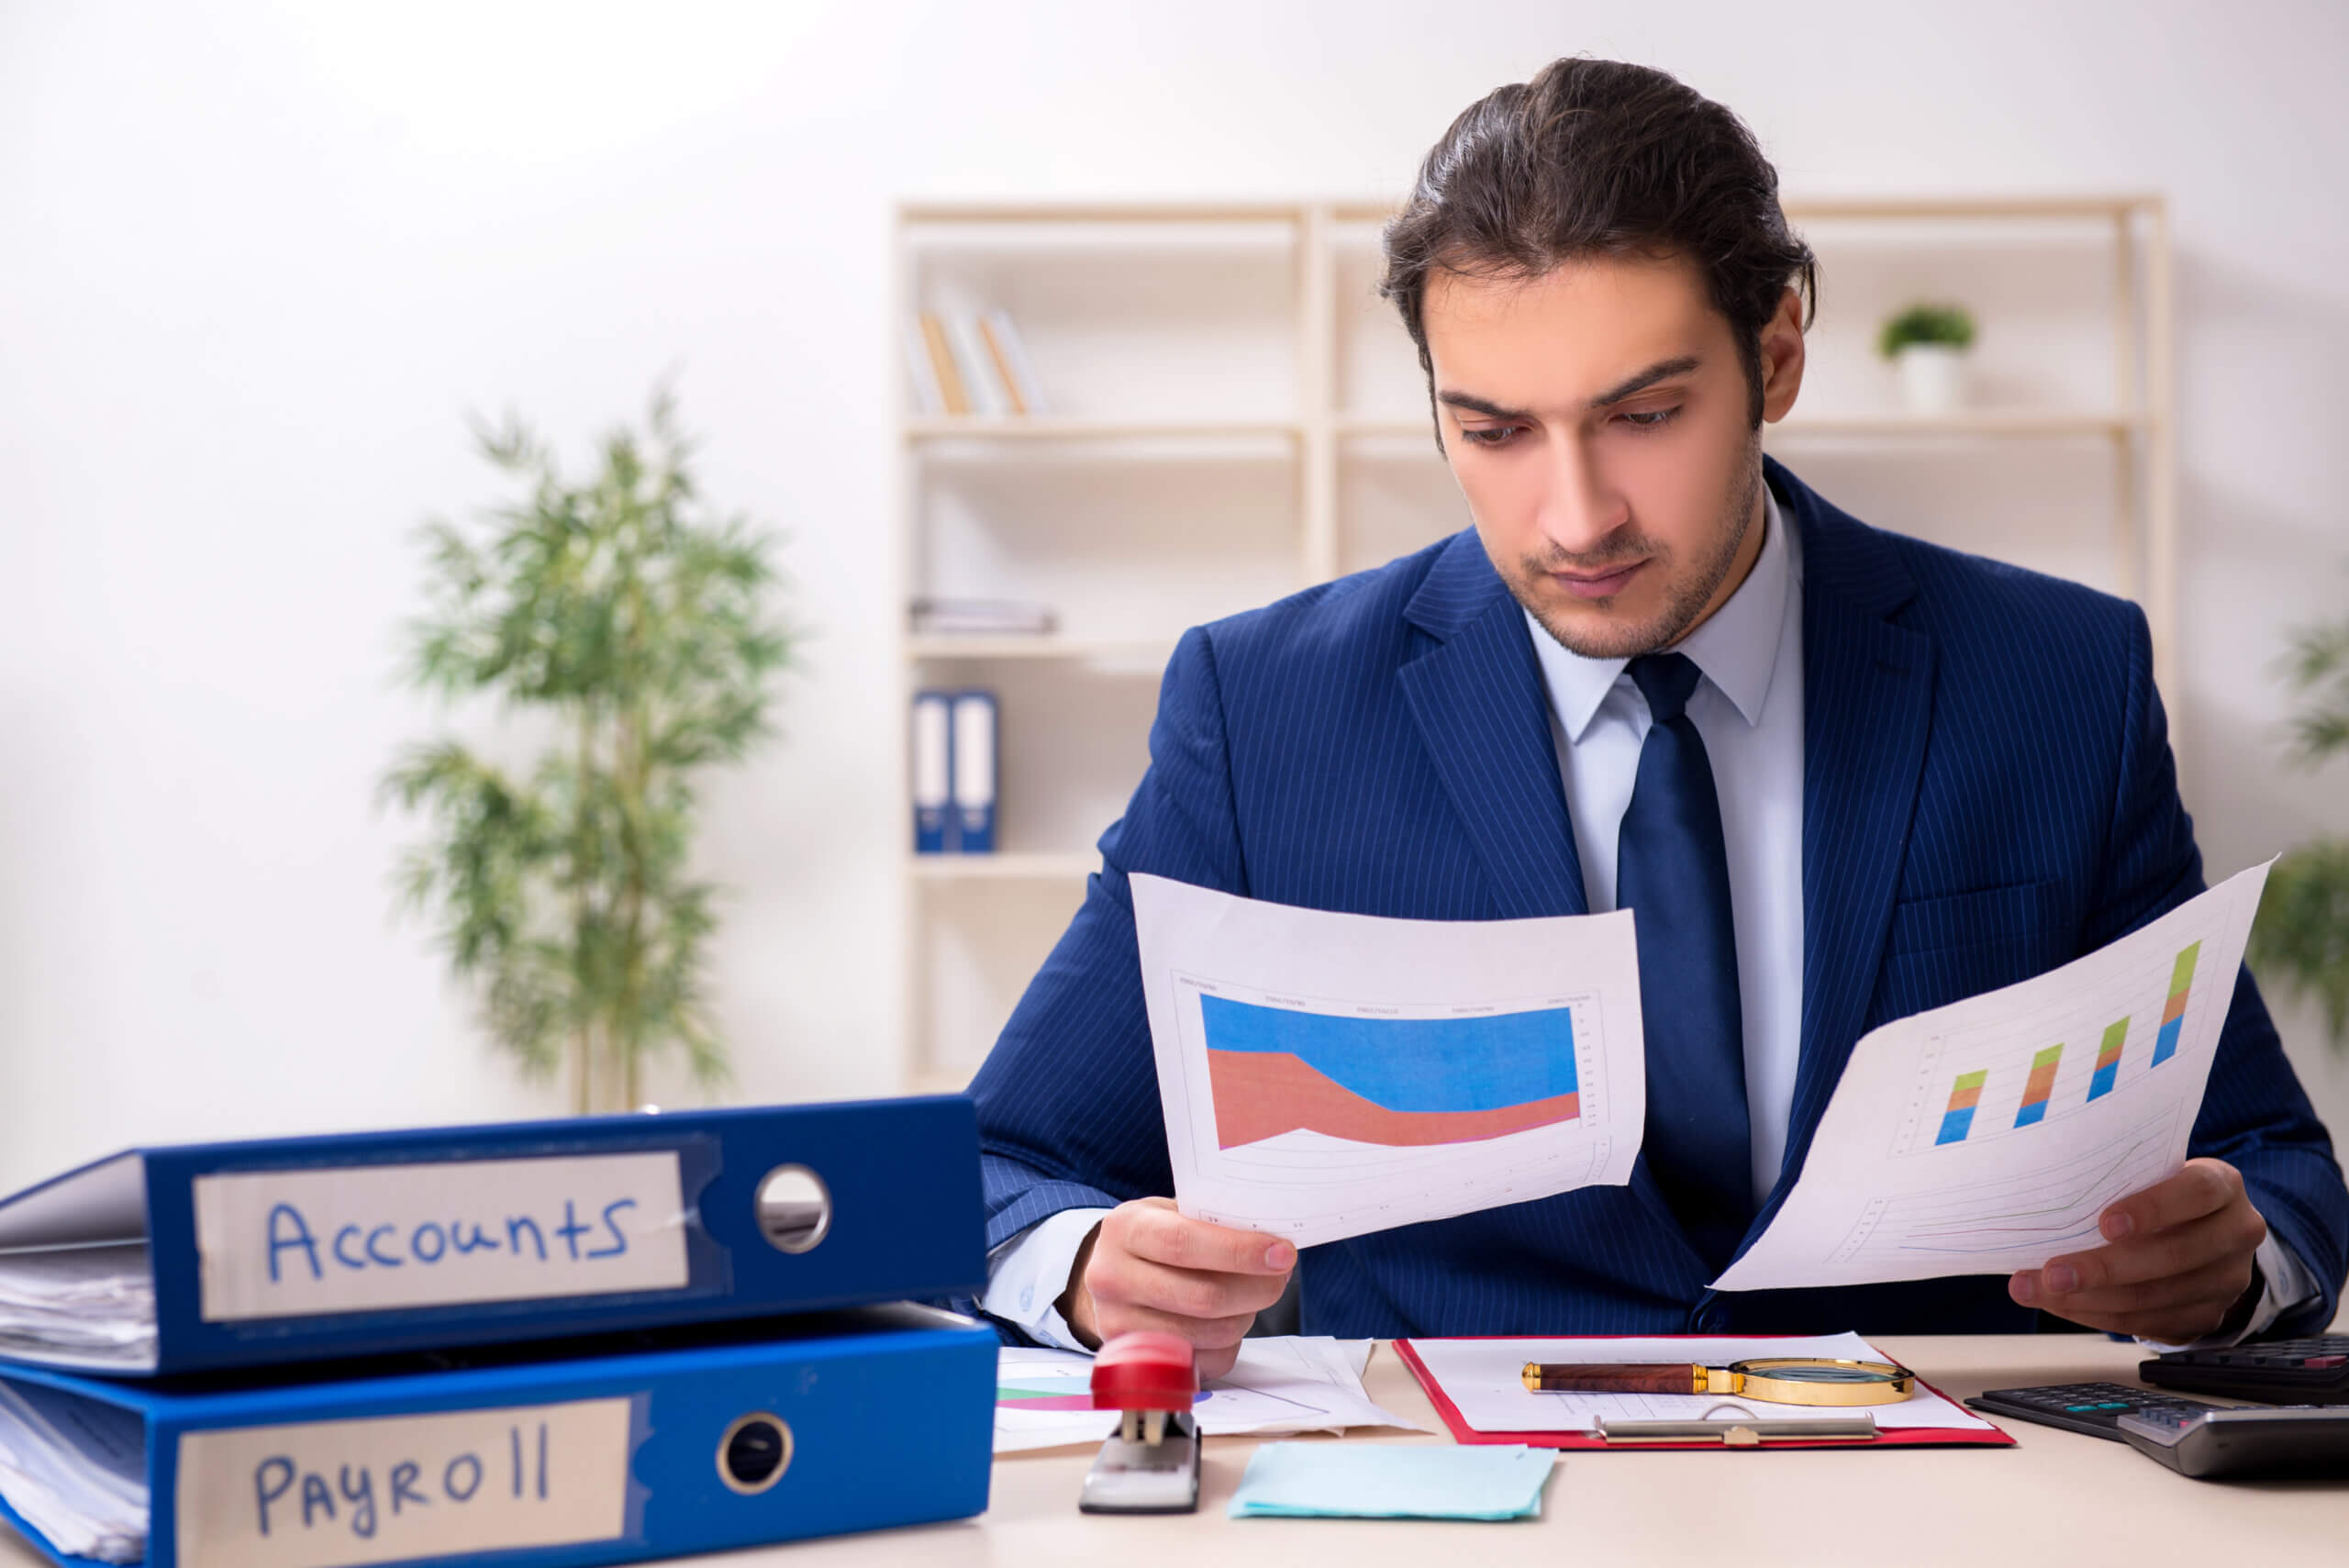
left=1394, top=1335, right=2016, bottom=1451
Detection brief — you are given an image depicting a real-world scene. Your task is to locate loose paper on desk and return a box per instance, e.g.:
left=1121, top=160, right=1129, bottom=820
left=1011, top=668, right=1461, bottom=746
left=1713, top=861, right=2272, bottom=1292
left=1131, top=873, right=1645, bottom=1248
left=994, top=1338, right=1419, bottom=1453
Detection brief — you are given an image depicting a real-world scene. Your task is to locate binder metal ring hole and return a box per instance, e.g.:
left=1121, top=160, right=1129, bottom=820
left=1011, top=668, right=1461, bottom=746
left=718, top=1412, right=793, bottom=1495
left=755, top=1164, right=831, bottom=1254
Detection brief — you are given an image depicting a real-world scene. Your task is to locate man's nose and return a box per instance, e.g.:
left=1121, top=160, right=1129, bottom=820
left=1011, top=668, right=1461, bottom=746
left=1532, top=433, right=1629, bottom=554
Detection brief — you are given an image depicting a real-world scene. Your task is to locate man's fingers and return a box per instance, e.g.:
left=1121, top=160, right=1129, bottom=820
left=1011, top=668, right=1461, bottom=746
left=1084, top=1296, right=1259, bottom=1352
left=1119, top=1204, right=1297, bottom=1276
left=2045, top=1297, right=2244, bottom=1342
left=1089, top=1251, right=1291, bottom=1321
left=2098, top=1158, right=2243, bottom=1243
left=2044, top=1204, right=2266, bottom=1294
left=2025, top=1264, right=2246, bottom=1320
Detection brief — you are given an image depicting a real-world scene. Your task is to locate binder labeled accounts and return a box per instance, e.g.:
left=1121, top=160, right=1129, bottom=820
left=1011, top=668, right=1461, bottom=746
left=0, top=1304, right=995, bottom=1568
left=0, top=1098, right=984, bottom=1377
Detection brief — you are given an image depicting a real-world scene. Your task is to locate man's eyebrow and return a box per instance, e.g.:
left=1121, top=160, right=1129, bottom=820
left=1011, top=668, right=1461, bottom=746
left=1434, top=389, right=1534, bottom=422
left=1434, top=355, right=1705, bottom=423
left=1589, top=355, right=1702, bottom=407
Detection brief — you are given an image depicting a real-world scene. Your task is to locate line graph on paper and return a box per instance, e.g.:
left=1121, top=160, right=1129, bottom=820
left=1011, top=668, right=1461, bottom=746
left=1831, top=1106, right=2179, bottom=1267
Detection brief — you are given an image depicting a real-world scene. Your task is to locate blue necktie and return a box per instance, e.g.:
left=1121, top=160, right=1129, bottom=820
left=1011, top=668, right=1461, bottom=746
left=1616, top=652, right=1753, bottom=1268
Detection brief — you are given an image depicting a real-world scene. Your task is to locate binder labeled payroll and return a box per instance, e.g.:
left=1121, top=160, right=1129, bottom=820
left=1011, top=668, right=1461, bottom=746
left=0, top=1098, right=984, bottom=1377
left=0, top=1304, right=995, bottom=1568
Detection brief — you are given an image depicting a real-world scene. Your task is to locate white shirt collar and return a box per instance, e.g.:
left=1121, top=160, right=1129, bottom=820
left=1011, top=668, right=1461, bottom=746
left=1525, top=483, right=1793, bottom=743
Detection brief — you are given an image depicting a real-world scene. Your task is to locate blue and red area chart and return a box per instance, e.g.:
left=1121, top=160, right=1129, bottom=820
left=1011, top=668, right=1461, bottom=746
left=1199, top=995, right=1582, bottom=1149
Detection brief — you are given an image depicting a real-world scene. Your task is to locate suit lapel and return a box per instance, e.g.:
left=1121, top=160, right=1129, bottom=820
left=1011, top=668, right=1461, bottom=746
left=1397, top=533, right=1588, bottom=920
left=1770, top=461, right=1936, bottom=1201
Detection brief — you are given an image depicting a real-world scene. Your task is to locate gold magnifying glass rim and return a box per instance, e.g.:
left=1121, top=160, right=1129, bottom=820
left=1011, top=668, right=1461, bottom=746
left=1722, top=1357, right=1916, bottom=1406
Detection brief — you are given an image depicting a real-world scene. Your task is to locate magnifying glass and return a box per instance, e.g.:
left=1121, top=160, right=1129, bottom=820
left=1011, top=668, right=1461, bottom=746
left=1522, top=1358, right=1915, bottom=1407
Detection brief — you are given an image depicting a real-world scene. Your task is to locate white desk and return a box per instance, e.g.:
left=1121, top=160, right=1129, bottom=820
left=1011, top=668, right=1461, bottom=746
left=4, top=1334, right=2338, bottom=1567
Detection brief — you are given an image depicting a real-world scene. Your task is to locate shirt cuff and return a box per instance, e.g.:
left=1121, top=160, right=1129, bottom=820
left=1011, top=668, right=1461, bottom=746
left=2135, top=1221, right=2321, bottom=1352
left=981, top=1207, right=1112, bottom=1352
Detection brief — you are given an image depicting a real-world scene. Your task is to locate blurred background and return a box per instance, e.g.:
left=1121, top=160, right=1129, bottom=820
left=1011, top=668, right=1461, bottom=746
left=3, top=0, right=2345, bottom=1192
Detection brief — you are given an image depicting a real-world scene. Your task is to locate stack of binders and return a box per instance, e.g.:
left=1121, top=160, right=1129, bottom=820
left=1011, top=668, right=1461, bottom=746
left=910, top=689, right=997, bottom=855
left=0, top=1097, right=996, bottom=1566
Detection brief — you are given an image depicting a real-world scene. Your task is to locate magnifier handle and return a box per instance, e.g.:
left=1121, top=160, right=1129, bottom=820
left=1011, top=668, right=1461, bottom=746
left=1521, top=1362, right=1698, bottom=1394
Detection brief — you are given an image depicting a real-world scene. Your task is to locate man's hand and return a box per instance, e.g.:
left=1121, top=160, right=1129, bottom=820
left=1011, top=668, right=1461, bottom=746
left=1057, top=1197, right=1297, bottom=1379
left=2009, top=1157, right=2268, bottom=1341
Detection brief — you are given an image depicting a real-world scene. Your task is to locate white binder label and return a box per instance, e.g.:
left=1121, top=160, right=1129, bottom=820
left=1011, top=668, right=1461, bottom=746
left=175, top=1397, right=635, bottom=1568
left=194, top=1152, right=690, bottom=1321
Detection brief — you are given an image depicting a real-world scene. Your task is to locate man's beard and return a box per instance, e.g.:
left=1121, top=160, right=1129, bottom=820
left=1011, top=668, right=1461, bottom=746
left=1507, top=440, right=1764, bottom=662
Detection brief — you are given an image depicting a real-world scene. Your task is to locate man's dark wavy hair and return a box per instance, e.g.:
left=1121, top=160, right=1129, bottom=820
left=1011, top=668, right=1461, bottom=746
left=1380, top=57, right=1817, bottom=440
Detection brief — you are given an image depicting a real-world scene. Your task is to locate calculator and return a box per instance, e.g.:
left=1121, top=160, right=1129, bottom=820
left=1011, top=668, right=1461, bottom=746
left=2139, top=1333, right=2349, bottom=1404
left=1965, top=1382, right=2219, bottom=1440
left=2116, top=1404, right=2349, bottom=1479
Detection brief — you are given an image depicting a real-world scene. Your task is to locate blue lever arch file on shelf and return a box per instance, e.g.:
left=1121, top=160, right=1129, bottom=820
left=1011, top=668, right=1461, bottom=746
left=0, top=1098, right=984, bottom=1377
left=0, top=1304, right=996, bottom=1568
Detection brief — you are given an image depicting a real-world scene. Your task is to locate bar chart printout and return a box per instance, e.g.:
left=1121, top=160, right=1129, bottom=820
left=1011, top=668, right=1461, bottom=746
left=1709, top=860, right=2272, bottom=1292
left=2154, top=942, right=2199, bottom=1065
left=1935, top=1072, right=1987, bottom=1145
left=1130, top=873, right=1649, bottom=1249
left=2013, top=1046, right=2063, bottom=1128
left=2087, top=1018, right=2128, bottom=1101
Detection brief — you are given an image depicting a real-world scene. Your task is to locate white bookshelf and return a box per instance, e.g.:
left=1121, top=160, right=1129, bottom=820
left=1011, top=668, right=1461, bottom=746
left=895, top=195, right=2175, bottom=1094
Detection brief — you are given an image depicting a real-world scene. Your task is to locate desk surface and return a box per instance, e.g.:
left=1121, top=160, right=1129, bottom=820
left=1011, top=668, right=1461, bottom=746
left=3, top=1333, right=2338, bottom=1568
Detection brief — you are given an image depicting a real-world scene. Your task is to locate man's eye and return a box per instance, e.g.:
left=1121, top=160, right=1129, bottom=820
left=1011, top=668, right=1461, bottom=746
left=1459, top=425, right=1522, bottom=447
left=1619, top=406, right=1680, bottom=429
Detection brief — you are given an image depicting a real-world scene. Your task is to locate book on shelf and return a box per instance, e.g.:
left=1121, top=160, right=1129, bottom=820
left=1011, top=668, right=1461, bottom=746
left=903, top=318, right=946, bottom=416
left=907, top=597, right=1058, bottom=638
left=916, top=313, right=970, bottom=416
left=908, top=308, right=1048, bottom=420
left=977, top=308, right=1048, bottom=416
left=941, top=314, right=1008, bottom=417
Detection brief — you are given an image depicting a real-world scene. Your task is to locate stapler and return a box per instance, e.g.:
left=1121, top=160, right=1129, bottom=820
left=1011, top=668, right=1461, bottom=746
left=1078, top=1330, right=1201, bottom=1514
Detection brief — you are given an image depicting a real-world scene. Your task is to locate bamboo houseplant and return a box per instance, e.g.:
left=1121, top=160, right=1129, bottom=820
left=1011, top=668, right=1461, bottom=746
left=383, top=392, right=791, bottom=1113
left=2248, top=597, right=2349, bottom=1053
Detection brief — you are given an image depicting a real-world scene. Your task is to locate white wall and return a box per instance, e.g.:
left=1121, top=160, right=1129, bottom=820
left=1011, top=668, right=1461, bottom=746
left=4, top=0, right=2346, bottom=1190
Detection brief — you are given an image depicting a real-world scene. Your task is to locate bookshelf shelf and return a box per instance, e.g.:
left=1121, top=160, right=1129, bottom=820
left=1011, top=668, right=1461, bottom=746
left=908, top=852, right=1097, bottom=883
left=907, top=635, right=1179, bottom=663
left=907, top=416, right=1303, bottom=443
left=894, top=195, right=2174, bottom=1089
left=1339, top=411, right=2148, bottom=441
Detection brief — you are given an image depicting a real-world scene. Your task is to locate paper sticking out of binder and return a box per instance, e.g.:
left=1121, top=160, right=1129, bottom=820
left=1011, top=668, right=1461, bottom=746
left=0, top=1305, right=996, bottom=1568
left=910, top=688, right=997, bottom=854
left=0, top=1099, right=985, bottom=1378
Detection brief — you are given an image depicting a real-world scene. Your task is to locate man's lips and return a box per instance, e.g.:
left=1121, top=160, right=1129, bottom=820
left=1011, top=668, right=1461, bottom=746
left=1549, top=560, right=1647, bottom=600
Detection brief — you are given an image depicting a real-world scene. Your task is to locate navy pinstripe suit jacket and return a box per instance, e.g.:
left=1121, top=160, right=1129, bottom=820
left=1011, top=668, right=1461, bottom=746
left=965, top=456, right=2348, bottom=1339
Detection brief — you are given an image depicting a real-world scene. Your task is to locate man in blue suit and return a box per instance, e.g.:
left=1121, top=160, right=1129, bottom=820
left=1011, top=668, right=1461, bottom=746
left=967, top=58, right=2347, bottom=1372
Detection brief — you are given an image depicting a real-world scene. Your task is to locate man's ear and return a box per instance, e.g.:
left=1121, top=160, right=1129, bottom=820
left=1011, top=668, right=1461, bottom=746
left=1757, top=285, right=1807, bottom=424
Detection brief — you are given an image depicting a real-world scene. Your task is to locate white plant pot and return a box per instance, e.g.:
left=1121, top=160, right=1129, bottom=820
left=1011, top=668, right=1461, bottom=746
left=1895, top=343, right=1968, bottom=417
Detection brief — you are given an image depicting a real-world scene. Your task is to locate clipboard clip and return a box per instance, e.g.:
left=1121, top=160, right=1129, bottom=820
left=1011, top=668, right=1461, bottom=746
left=1595, top=1408, right=1880, bottom=1446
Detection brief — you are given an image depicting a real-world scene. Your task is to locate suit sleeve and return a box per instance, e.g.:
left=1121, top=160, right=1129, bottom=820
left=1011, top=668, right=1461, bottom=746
left=964, top=626, right=1251, bottom=1258
left=2083, top=603, right=2349, bottom=1334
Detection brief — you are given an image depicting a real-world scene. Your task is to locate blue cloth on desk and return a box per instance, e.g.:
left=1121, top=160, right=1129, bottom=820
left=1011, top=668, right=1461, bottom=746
left=1228, top=1443, right=1551, bottom=1521
left=963, top=457, right=2349, bottom=1340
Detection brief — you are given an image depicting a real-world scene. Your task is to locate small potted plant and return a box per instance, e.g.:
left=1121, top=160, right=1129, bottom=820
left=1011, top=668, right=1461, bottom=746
left=1878, top=302, right=1977, bottom=417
